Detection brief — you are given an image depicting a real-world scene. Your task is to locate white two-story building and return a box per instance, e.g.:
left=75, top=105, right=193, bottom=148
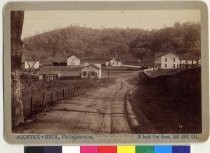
left=154, top=52, right=180, bottom=69
left=154, top=52, right=201, bottom=69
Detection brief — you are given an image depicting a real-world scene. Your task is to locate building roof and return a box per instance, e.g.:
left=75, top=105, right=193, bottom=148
left=82, top=64, right=101, bottom=70
left=179, top=53, right=200, bottom=60
left=155, top=52, right=178, bottom=58
left=39, top=71, right=61, bottom=75
left=80, top=57, right=107, bottom=63
left=24, top=59, right=39, bottom=62
left=25, top=60, right=39, bottom=63
left=155, top=51, right=200, bottom=61
left=155, top=52, right=167, bottom=57
left=85, top=63, right=101, bottom=68
left=109, top=58, right=121, bottom=62
left=67, top=55, right=79, bottom=60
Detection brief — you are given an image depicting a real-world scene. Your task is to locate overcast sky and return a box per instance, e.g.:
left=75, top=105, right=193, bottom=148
left=22, top=10, right=200, bottom=38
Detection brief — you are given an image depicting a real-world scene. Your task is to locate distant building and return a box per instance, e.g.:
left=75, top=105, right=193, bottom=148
left=80, top=57, right=107, bottom=66
left=81, top=64, right=101, bottom=79
left=106, top=58, right=122, bottom=67
left=84, top=62, right=101, bottom=68
left=67, top=55, right=80, bottom=66
left=53, top=61, right=67, bottom=66
left=24, top=60, right=40, bottom=70
left=154, top=52, right=180, bottom=69
left=154, top=52, right=201, bottom=69
left=179, top=54, right=201, bottom=69
left=39, top=71, right=61, bottom=82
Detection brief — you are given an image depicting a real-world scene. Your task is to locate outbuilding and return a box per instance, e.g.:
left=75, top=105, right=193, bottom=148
left=67, top=55, right=80, bottom=66
left=179, top=54, right=201, bottom=69
left=81, top=64, right=101, bottom=79
left=39, top=71, right=61, bottom=82
left=105, top=58, right=122, bottom=67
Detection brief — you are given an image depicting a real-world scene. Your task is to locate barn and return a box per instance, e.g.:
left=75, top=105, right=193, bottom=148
left=67, top=55, right=80, bottom=66
left=81, top=64, right=101, bottom=79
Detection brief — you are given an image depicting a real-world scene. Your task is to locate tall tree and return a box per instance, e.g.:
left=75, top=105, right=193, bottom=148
left=11, top=11, right=24, bottom=128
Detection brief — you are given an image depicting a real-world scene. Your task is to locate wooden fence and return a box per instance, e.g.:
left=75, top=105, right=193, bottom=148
left=23, top=83, right=86, bottom=120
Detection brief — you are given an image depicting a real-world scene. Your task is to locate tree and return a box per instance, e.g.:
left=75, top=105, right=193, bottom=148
left=132, top=48, right=151, bottom=64
left=11, top=11, right=24, bottom=128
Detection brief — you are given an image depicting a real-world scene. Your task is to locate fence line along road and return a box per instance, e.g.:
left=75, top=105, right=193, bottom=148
left=24, top=83, right=85, bottom=120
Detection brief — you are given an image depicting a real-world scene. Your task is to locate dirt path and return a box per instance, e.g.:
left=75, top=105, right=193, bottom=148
left=14, top=72, right=138, bottom=134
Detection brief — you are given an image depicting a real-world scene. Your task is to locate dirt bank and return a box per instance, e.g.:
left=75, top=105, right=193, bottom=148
left=130, top=68, right=201, bottom=134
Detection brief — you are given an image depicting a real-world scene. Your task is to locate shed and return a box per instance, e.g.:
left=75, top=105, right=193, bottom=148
left=81, top=64, right=101, bottom=79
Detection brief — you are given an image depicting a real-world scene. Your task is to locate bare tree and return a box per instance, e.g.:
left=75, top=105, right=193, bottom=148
left=11, top=11, right=24, bottom=128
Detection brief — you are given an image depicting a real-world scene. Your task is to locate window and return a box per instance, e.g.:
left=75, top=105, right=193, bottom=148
left=186, top=60, right=188, bottom=64
left=91, top=71, right=95, bottom=76
left=165, top=58, right=167, bottom=62
left=83, top=71, right=86, bottom=76
left=173, top=64, right=175, bottom=68
left=165, top=64, right=167, bottom=68
left=174, top=58, right=176, bottom=62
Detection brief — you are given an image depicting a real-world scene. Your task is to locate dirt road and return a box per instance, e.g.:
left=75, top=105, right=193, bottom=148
left=15, top=72, right=138, bottom=134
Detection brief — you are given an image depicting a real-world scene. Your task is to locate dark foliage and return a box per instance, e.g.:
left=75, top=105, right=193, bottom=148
left=22, top=22, right=200, bottom=63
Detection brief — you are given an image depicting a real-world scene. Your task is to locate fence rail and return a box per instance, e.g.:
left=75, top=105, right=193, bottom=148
left=23, top=82, right=87, bottom=120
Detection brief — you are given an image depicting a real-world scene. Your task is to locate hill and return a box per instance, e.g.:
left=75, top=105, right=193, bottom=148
left=22, top=22, right=201, bottom=64
left=131, top=68, right=201, bottom=133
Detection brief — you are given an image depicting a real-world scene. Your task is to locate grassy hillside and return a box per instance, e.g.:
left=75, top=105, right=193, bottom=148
left=22, top=22, right=200, bottom=64
left=131, top=68, right=201, bottom=133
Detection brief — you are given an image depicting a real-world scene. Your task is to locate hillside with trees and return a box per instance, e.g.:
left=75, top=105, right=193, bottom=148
left=23, top=22, right=201, bottom=63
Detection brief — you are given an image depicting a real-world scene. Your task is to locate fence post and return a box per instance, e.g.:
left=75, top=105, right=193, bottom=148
left=43, top=92, right=45, bottom=101
left=43, top=92, right=46, bottom=109
left=57, top=91, right=59, bottom=101
left=30, top=97, right=33, bottom=119
left=51, top=92, right=53, bottom=103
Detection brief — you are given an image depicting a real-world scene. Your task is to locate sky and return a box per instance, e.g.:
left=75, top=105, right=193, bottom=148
left=21, top=10, right=200, bottom=38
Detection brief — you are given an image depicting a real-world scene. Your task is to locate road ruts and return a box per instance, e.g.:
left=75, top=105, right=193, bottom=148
left=13, top=72, right=138, bottom=134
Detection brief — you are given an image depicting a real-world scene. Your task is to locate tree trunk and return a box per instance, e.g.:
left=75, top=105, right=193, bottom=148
left=11, top=11, right=24, bottom=128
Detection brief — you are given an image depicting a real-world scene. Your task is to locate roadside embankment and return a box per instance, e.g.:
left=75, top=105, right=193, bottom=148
left=130, top=68, right=201, bottom=133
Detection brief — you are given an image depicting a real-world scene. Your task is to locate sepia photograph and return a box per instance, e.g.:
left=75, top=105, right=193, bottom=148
left=4, top=1, right=208, bottom=144
left=10, top=9, right=202, bottom=135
